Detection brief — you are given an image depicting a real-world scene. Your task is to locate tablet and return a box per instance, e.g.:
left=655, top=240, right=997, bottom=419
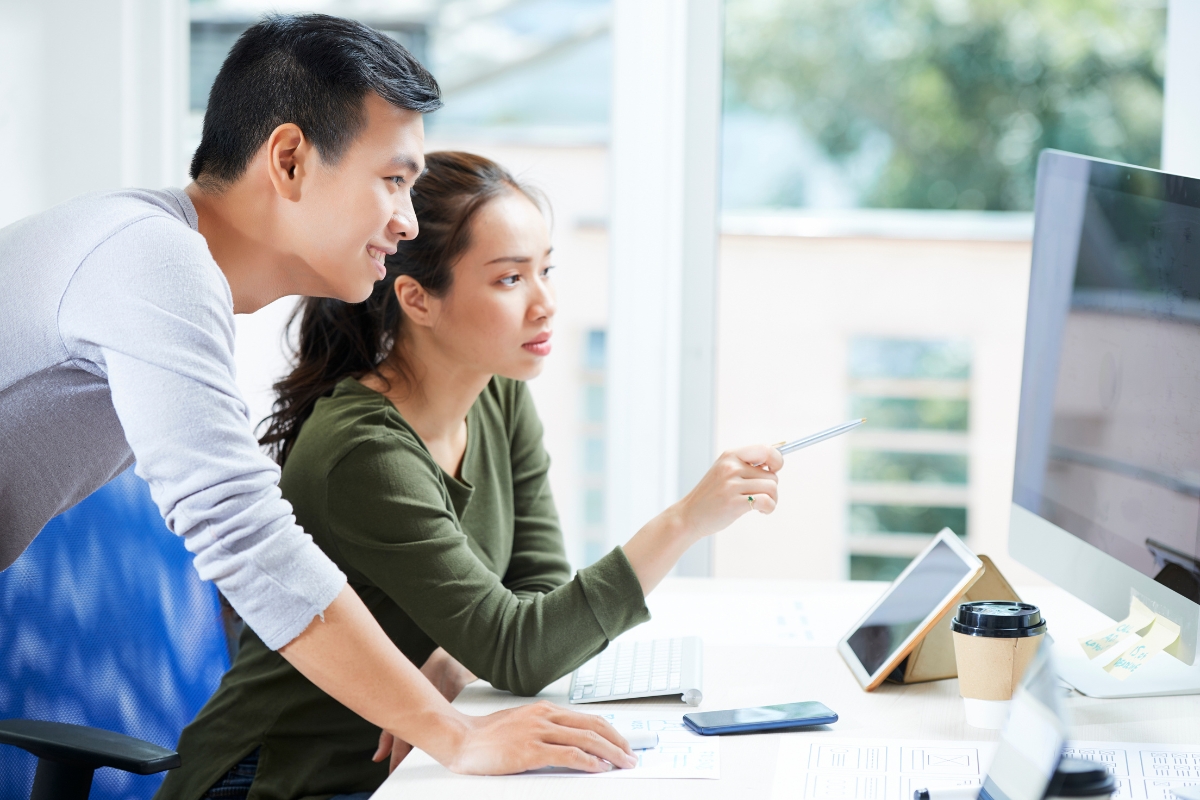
left=837, top=529, right=983, bottom=691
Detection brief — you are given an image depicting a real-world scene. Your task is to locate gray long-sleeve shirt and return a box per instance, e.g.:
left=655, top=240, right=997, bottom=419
left=0, top=188, right=345, bottom=650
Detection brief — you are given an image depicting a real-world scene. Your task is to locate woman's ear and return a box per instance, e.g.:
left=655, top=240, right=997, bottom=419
left=394, top=276, right=436, bottom=328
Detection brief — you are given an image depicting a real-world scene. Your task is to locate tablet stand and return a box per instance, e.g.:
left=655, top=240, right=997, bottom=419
left=886, top=555, right=1021, bottom=685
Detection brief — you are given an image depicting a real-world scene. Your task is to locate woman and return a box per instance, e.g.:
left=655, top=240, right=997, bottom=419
left=160, top=151, right=784, bottom=800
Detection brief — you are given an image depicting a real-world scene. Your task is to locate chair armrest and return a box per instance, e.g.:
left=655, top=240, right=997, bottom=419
left=0, top=719, right=180, bottom=775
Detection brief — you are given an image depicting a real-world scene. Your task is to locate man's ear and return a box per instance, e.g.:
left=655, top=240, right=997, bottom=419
left=265, top=123, right=311, bottom=201
left=394, top=276, right=435, bottom=328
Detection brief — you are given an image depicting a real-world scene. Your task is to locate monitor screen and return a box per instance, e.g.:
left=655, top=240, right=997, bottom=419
left=1013, top=151, right=1200, bottom=599
left=846, top=539, right=973, bottom=675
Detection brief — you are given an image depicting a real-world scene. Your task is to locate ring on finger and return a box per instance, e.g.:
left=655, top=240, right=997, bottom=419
left=747, top=495, right=755, bottom=507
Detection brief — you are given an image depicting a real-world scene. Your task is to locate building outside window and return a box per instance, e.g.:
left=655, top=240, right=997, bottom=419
left=846, top=338, right=972, bottom=580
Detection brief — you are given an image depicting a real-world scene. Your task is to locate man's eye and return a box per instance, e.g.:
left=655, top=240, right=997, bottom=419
left=499, top=275, right=520, bottom=286
left=542, top=266, right=556, bottom=278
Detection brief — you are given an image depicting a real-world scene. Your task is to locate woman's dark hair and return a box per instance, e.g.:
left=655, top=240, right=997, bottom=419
left=191, top=13, right=442, bottom=187
left=259, top=151, right=545, bottom=465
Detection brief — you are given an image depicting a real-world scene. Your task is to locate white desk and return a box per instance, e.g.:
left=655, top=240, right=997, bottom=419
left=375, top=578, right=1200, bottom=799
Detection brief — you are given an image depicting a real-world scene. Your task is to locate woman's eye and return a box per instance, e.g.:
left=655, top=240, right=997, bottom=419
left=499, top=275, right=520, bottom=286
left=389, top=176, right=405, bottom=186
left=542, top=266, right=556, bottom=278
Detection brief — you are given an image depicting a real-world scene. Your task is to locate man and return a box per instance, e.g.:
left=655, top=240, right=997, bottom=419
left=0, top=14, right=636, bottom=776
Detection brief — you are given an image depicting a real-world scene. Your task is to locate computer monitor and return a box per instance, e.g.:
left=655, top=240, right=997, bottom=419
left=1010, top=149, right=1200, bottom=697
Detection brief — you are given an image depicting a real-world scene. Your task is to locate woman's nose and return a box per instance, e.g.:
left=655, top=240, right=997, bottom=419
left=531, top=276, right=556, bottom=319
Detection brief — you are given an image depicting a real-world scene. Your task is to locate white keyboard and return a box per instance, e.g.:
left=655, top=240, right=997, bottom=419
left=568, top=636, right=703, bottom=705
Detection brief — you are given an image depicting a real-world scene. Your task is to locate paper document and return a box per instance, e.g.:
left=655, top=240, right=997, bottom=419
left=1079, top=598, right=1182, bottom=680
left=771, top=738, right=1200, bottom=800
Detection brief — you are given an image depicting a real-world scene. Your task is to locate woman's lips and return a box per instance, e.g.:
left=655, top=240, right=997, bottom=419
left=522, top=331, right=552, bottom=356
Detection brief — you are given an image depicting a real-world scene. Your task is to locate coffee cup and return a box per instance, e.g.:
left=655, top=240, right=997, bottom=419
left=1045, top=757, right=1118, bottom=800
left=951, top=601, right=1047, bottom=729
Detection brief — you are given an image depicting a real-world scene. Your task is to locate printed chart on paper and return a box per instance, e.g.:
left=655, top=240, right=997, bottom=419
left=772, top=738, right=1200, bottom=800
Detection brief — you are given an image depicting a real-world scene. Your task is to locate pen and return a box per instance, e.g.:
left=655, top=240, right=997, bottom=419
left=772, top=419, right=865, bottom=455
left=913, top=789, right=980, bottom=800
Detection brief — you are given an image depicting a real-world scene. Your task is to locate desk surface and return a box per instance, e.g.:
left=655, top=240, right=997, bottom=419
left=375, top=578, right=1200, bottom=799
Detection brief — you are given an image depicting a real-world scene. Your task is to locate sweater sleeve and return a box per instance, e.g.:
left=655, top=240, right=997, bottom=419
left=326, top=435, right=649, bottom=696
left=57, top=216, right=346, bottom=650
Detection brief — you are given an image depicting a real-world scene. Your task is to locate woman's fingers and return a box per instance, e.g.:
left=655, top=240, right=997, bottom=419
left=388, top=739, right=414, bottom=774
left=733, top=443, right=784, bottom=473
left=739, top=476, right=780, bottom=498
left=744, top=493, right=778, bottom=514
left=373, top=730, right=394, bottom=762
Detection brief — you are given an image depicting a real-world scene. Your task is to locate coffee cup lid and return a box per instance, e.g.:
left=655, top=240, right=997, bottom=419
left=1046, top=757, right=1118, bottom=797
left=951, top=601, right=1047, bottom=638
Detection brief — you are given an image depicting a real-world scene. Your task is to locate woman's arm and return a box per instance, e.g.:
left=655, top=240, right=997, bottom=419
left=623, top=443, right=785, bottom=595
left=327, top=438, right=649, bottom=696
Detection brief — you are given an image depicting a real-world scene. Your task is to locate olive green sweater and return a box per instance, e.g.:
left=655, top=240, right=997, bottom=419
left=157, top=377, right=649, bottom=800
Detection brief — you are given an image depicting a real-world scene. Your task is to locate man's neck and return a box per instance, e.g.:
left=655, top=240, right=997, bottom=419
left=185, top=182, right=311, bottom=314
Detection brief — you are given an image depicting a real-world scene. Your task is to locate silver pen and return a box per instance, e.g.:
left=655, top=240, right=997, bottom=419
left=772, top=418, right=865, bottom=455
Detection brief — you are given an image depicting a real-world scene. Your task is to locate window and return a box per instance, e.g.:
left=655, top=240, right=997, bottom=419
left=847, top=338, right=971, bottom=581
left=580, top=329, right=608, bottom=566
left=721, top=0, right=1166, bottom=211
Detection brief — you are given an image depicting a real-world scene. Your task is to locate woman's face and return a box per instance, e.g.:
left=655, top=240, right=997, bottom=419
left=424, top=189, right=557, bottom=382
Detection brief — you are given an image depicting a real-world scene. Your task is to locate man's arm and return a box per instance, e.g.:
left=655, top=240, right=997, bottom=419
left=58, top=216, right=636, bottom=774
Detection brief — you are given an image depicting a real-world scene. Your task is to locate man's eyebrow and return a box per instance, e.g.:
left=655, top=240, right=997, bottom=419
left=389, top=154, right=422, bottom=173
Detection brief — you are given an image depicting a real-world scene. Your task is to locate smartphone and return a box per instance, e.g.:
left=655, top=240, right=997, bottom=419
left=683, top=701, right=837, bottom=735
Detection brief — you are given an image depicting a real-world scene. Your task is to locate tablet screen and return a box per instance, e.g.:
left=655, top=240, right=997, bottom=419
left=846, top=539, right=973, bottom=675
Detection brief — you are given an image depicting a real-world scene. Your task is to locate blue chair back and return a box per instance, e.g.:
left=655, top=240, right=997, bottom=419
left=0, top=468, right=231, bottom=800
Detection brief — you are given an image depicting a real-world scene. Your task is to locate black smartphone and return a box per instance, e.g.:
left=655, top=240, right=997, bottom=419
left=683, top=701, right=837, bottom=735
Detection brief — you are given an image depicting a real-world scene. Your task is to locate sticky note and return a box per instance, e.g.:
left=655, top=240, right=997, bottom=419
left=1078, top=597, right=1156, bottom=660
left=1103, top=615, right=1181, bottom=681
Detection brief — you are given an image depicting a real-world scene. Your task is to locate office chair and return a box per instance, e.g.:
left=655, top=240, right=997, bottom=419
left=0, top=468, right=231, bottom=800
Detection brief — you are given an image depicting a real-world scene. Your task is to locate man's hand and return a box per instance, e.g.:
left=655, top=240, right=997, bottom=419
left=374, top=648, right=476, bottom=773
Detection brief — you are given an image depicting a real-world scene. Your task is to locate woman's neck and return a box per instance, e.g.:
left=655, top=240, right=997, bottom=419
left=365, top=336, right=492, bottom=478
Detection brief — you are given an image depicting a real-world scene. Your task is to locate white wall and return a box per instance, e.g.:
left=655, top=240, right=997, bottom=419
left=0, top=0, right=188, bottom=228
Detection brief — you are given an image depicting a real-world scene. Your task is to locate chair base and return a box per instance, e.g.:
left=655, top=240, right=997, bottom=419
left=32, top=759, right=94, bottom=800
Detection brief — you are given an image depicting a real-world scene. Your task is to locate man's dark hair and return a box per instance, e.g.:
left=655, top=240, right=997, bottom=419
left=190, top=14, right=442, bottom=186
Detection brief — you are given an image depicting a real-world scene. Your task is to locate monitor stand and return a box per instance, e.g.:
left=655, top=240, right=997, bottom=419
left=1053, top=637, right=1200, bottom=698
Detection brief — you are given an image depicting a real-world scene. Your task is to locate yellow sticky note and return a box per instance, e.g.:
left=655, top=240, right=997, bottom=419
left=1078, top=597, right=1156, bottom=660
left=1104, top=615, right=1182, bottom=681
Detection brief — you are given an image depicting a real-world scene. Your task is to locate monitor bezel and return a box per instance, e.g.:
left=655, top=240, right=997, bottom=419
left=1009, top=149, right=1200, bottom=664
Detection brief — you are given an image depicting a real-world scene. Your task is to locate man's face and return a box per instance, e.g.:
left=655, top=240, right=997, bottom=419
left=284, top=93, right=425, bottom=302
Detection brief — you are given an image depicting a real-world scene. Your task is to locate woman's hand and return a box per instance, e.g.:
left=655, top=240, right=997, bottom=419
left=622, top=444, right=784, bottom=595
left=374, top=647, right=478, bottom=773
left=420, top=646, right=477, bottom=702
left=675, top=444, right=784, bottom=539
